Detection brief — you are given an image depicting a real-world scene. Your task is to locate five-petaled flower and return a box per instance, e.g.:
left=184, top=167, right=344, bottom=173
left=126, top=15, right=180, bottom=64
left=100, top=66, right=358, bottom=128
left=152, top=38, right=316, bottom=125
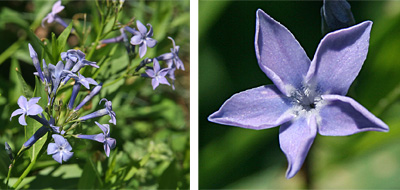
left=41, top=0, right=65, bottom=27
left=10, top=96, right=43, bottom=126
left=208, top=9, right=389, bottom=179
left=142, top=59, right=170, bottom=90
left=130, top=20, right=157, bottom=58
left=77, top=122, right=116, bottom=157
left=47, top=134, right=74, bottom=164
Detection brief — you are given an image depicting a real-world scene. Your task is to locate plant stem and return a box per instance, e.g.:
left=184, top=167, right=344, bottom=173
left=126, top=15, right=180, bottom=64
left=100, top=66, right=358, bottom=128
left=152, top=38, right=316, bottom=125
left=11, top=134, right=51, bottom=189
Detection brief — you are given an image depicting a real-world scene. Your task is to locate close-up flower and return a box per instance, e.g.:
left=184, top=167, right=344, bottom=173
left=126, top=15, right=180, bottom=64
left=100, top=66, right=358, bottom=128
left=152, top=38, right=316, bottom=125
left=130, top=20, right=157, bottom=58
left=47, top=134, right=74, bottom=164
left=10, top=96, right=43, bottom=126
left=142, top=58, right=170, bottom=90
left=209, top=9, right=388, bottom=179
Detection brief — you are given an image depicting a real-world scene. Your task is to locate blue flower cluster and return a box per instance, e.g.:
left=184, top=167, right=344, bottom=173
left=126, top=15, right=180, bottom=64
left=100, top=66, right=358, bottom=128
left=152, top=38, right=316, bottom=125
left=10, top=44, right=117, bottom=164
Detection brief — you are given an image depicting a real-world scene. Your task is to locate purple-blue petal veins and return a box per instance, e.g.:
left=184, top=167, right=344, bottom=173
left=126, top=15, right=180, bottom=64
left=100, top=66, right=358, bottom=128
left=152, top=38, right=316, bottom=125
left=209, top=9, right=389, bottom=179
left=47, top=134, right=73, bottom=164
left=23, top=126, right=49, bottom=148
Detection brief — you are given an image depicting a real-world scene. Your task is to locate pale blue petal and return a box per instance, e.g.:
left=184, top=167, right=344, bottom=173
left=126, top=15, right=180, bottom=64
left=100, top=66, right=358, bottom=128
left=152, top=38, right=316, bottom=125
left=62, top=151, right=74, bottom=162
left=306, top=21, right=372, bottom=95
left=318, top=95, right=389, bottom=136
left=17, top=96, right=28, bottom=109
left=27, top=104, right=43, bottom=116
left=255, top=10, right=311, bottom=96
left=139, top=42, right=147, bottom=58
left=208, top=85, right=295, bottom=130
left=279, top=115, right=317, bottom=179
left=19, top=114, right=27, bottom=126
left=10, top=109, right=24, bottom=121
left=146, top=38, right=157, bottom=48
left=47, top=143, right=58, bottom=155
left=52, top=153, right=63, bottom=164
left=152, top=79, right=160, bottom=90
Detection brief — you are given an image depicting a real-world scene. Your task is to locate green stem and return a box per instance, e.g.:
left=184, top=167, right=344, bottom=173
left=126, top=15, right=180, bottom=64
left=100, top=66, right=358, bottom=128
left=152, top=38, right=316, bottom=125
left=6, top=147, right=26, bottom=188
left=11, top=134, right=51, bottom=189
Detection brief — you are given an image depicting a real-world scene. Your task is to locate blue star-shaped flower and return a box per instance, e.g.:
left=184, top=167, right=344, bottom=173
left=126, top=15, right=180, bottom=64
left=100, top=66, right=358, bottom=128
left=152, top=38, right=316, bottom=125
left=130, top=20, right=157, bottom=58
left=47, top=134, right=74, bottom=164
left=141, top=59, right=170, bottom=90
left=41, top=0, right=64, bottom=27
left=208, top=9, right=389, bottom=179
left=10, top=96, right=43, bottom=126
left=77, top=122, right=116, bottom=157
left=157, top=37, right=185, bottom=71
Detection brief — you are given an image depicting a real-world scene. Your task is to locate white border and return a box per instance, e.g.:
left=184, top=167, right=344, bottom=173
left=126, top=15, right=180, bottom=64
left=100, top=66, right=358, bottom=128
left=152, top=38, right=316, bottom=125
left=189, top=0, right=198, bottom=189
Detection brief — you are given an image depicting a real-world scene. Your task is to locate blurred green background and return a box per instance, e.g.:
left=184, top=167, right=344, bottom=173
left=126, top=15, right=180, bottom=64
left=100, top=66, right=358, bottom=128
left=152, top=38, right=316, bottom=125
left=0, top=0, right=189, bottom=189
left=200, top=1, right=400, bottom=189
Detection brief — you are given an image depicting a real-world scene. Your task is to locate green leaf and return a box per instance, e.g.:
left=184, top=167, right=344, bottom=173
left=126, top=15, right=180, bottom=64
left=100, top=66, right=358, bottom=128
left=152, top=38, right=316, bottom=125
left=78, top=160, right=99, bottom=189
left=13, top=60, right=33, bottom=99
left=0, top=7, right=29, bottom=30
left=28, top=29, right=55, bottom=63
left=57, top=23, right=73, bottom=55
left=51, top=32, right=58, bottom=62
left=9, top=58, right=31, bottom=102
left=25, top=77, right=48, bottom=161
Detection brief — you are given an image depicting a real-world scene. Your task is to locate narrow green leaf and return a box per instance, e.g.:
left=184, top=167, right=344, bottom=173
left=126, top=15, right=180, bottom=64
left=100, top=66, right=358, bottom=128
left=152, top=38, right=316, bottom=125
left=13, top=61, right=33, bottom=99
left=57, top=23, right=73, bottom=54
left=28, top=29, right=55, bottom=63
left=51, top=32, right=58, bottom=62
left=25, top=77, right=48, bottom=161
left=78, top=160, right=98, bottom=189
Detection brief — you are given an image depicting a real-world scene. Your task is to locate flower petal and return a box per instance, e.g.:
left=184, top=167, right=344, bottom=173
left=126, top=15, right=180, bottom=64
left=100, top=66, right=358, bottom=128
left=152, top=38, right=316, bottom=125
left=10, top=109, right=24, bottom=121
left=208, top=85, right=294, bottom=130
left=139, top=42, right=147, bottom=58
left=52, top=1, right=64, bottom=14
left=62, top=151, right=74, bottom=162
left=279, top=115, right=317, bottom=179
left=95, top=121, right=110, bottom=135
left=153, top=59, right=161, bottom=73
left=52, top=152, right=63, bottom=164
left=19, top=114, right=27, bottom=126
left=47, top=143, right=58, bottom=155
left=104, top=143, right=111, bottom=157
left=52, top=134, right=67, bottom=147
left=28, top=97, right=41, bottom=106
left=27, top=104, right=43, bottom=116
left=17, top=96, right=28, bottom=109
left=152, top=78, right=160, bottom=90
left=318, top=95, right=389, bottom=136
left=255, top=9, right=311, bottom=96
left=146, top=38, right=157, bottom=48
left=136, top=20, right=147, bottom=35
left=130, top=35, right=142, bottom=45
left=145, top=68, right=155, bottom=77
left=157, top=52, right=174, bottom=61
left=306, top=21, right=372, bottom=95
left=158, top=76, right=170, bottom=86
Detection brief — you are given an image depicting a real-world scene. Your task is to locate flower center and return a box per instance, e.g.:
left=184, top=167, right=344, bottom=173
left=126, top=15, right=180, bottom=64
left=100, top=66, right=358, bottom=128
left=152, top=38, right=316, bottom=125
left=289, top=84, right=322, bottom=115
